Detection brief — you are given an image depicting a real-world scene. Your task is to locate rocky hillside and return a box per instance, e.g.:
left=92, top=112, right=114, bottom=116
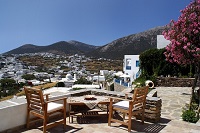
left=5, top=41, right=99, bottom=55
left=4, top=26, right=166, bottom=59
left=86, top=26, right=166, bottom=59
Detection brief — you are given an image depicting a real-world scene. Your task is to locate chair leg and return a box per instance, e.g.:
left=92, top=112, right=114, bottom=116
left=63, top=110, right=66, bottom=129
left=128, top=114, right=132, bottom=132
left=108, top=106, right=113, bottom=126
left=43, top=113, right=47, bottom=133
left=69, top=104, right=71, bottom=123
left=63, top=100, right=67, bottom=130
left=141, top=111, right=145, bottom=124
left=128, top=107, right=133, bottom=132
left=26, top=110, right=30, bottom=128
left=43, top=119, right=47, bottom=133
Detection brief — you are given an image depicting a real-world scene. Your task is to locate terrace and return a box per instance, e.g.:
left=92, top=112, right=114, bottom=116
left=1, top=87, right=200, bottom=133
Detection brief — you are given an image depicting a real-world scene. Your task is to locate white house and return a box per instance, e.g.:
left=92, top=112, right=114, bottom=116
left=99, top=70, right=109, bottom=76
left=92, top=75, right=105, bottom=82
left=157, top=35, right=171, bottom=49
left=123, top=55, right=140, bottom=83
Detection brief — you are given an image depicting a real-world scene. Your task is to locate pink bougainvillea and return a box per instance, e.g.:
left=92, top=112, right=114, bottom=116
left=163, top=0, right=200, bottom=65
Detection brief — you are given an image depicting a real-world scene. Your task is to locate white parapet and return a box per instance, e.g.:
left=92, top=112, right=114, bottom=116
left=0, top=98, right=27, bottom=131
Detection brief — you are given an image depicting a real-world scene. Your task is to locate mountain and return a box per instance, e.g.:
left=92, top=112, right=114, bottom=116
left=5, top=41, right=99, bottom=55
left=4, top=26, right=166, bottom=59
left=86, top=26, right=166, bottom=59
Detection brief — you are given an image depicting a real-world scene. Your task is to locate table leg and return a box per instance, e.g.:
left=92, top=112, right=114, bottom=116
left=107, top=104, right=109, bottom=115
left=69, top=104, right=71, bottom=123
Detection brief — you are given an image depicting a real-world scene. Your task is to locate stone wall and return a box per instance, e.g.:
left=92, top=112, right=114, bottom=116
left=156, top=77, right=194, bottom=87
left=144, top=97, right=162, bottom=122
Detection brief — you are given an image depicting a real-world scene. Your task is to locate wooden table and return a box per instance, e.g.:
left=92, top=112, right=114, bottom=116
left=67, top=95, right=110, bottom=123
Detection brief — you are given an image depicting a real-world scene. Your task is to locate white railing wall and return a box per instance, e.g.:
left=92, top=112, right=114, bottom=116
left=0, top=103, right=27, bottom=131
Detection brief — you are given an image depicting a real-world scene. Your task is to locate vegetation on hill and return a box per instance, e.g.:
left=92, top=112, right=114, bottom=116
left=18, top=55, right=122, bottom=74
left=82, top=59, right=122, bottom=73
left=74, top=77, right=92, bottom=84
left=19, top=55, right=58, bottom=72
left=22, top=74, right=36, bottom=80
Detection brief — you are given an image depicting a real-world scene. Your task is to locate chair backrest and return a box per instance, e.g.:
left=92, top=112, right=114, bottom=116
left=132, top=86, right=149, bottom=109
left=24, top=87, right=45, bottom=113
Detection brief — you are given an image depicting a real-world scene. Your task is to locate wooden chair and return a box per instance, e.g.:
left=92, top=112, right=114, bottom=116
left=108, top=86, right=148, bottom=132
left=24, top=87, right=67, bottom=133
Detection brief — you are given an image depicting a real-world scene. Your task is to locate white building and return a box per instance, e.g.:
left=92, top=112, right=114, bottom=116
left=157, top=35, right=171, bottom=49
left=99, top=70, right=109, bottom=76
left=123, top=55, right=140, bottom=83
left=60, top=74, right=77, bottom=87
left=92, top=75, right=105, bottom=82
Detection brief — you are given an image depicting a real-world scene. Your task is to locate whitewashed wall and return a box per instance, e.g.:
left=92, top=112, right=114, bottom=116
left=123, top=55, right=140, bottom=83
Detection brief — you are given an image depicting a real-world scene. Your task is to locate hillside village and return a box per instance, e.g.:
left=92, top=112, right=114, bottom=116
left=0, top=53, right=123, bottom=96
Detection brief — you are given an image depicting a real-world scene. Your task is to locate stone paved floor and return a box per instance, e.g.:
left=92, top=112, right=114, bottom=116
left=17, top=87, right=200, bottom=133
left=157, top=87, right=200, bottom=133
left=156, top=87, right=191, bottom=121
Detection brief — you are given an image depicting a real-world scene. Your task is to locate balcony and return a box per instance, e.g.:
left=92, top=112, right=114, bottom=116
left=0, top=87, right=200, bottom=132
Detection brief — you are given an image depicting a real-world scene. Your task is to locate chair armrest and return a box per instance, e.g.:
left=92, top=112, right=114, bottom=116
left=43, top=93, right=50, bottom=96
left=109, top=97, right=133, bottom=109
left=46, top=97, right=67, bottom=103
left=43, top=93, right=50, bottom=101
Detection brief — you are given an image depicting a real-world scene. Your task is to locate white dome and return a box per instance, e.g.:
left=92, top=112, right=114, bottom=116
left=66, top=74, right=73, bottom=80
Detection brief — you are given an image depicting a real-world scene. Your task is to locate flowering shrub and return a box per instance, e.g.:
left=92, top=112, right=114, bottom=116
left=163, top=0, right=200, bottom=65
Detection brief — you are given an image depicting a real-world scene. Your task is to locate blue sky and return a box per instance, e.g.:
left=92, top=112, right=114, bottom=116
left=0, top=0, right=191, bottom=54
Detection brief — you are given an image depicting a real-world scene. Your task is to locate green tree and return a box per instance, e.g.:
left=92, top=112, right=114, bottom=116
left=139, top=48, right=195, bottom=78
left=56, top=82, right=65, bottom=87
left=0, top=78, right=19, bottom=97
left=74, top=77, right=92, bottom=84
left=22, top=74, right=36, bottom=80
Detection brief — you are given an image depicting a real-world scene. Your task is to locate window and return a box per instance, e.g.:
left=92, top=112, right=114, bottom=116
left=126, top=59, right=131, bottom=70
left=136, top=60, right=140, bottom=67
